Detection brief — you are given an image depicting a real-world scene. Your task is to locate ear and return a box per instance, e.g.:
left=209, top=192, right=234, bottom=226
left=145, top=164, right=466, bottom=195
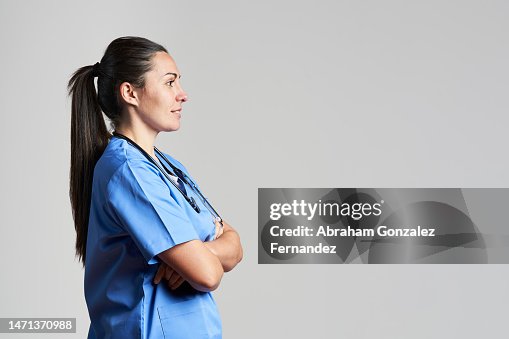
left=118, top=82, right=141, bottom=107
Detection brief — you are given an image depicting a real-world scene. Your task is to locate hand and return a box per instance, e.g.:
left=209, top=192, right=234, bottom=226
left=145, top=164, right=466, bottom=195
left=153, top=263, right=185, bottom=290
left=213, top=220, right=224, bottom=240
left=220, top=220, right=233, bottom=232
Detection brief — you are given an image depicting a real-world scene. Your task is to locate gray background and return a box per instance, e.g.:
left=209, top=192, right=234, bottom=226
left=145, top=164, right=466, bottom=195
left=0, top=0, right=507, bottom=337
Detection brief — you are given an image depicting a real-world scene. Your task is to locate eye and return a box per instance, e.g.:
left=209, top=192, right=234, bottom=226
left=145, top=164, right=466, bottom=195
left=166, top=80, right=175, bottom=87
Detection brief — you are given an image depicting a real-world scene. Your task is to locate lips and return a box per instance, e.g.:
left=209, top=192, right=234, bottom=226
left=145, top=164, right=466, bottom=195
left=171, top=108, right=182, bottom=119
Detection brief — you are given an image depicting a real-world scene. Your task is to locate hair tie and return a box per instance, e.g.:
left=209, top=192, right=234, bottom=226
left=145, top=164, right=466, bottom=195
left=92, top=61, right=114, bottom=79
left=91, top=62, right=101, bottom=78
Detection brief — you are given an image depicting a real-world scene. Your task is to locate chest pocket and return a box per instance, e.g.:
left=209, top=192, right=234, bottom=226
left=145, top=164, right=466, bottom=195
left=157, top=299, right=219, bottom=339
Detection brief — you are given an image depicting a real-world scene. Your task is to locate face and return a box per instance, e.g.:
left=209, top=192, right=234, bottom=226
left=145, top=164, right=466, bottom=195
left=131, top=51, right=188, bottom=132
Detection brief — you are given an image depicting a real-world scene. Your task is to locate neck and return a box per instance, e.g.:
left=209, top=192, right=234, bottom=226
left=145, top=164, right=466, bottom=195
left=114, top=125, right=159, bottom=159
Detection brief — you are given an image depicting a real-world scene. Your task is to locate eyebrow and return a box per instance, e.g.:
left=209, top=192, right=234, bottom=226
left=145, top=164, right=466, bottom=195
left=161, top=72, right=181, bottom=79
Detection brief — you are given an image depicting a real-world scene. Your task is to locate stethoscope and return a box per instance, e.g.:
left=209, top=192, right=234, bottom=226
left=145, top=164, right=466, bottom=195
left=111, top=131, right=223, bottom=226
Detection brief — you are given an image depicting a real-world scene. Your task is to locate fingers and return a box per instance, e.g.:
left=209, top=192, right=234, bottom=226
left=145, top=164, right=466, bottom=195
left=154, top=264, right=186, bottom=290
left=221, top=220, right=234, bottom=232
left=164, top=266, right=177, bottom=281
left=168, top=269, right=181, bottom=286
left=153, top=264, right=165, bottom=284
left=154, top=264, right=177, bottom=285
left=167, top=268, right=185, bottom=290
left=168, top=275, right=185, bottom=290
left=214, top=220, right=224, bottom=239
left=214, top=221, right=219, bottom=239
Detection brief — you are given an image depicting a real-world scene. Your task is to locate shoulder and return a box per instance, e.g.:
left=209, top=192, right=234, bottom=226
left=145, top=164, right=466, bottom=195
left=98, top=136, right=152, bottom=166
left=95, top=137, right=163, bottom=192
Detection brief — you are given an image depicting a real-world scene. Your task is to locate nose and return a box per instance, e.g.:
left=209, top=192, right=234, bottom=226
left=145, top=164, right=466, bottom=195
left=176, top=84, right=188, bottom=103
left=179, top=92, right=189, bottom=102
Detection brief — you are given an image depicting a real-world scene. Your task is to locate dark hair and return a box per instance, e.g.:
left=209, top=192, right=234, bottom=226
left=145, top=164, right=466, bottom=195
left=67, top=36, right=168, bottom=266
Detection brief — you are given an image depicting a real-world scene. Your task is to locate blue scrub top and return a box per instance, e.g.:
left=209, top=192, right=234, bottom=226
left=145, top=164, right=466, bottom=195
left=84, top=136, right=222, bottom=339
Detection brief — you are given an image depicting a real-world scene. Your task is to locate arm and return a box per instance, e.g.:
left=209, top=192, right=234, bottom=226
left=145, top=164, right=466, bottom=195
left=154, top=221, right=242, bottom=290
left=157, top=240, right=223, bottom=292
left=204, top=220, right=243, bottom=272
left=108, top=161, right=225, bottom=292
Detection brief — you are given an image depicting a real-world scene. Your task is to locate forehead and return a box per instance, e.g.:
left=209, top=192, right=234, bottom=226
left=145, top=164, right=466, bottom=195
left=149, top=51, right=179, bottom=79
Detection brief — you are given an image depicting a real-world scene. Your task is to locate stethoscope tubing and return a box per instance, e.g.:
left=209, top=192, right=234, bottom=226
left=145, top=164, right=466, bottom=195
left=154, top=147, right=223, bottom=223
left=111, top=132, right=222, bottom=224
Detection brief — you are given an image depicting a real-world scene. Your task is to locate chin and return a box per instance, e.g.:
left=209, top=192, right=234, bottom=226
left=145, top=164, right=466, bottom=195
left=162, top=124, right=180, bottom=132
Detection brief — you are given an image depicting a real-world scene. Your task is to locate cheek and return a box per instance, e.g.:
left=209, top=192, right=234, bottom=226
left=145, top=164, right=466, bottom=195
left=140, top=91, right=166, bottom=112
left=155, top=88, right=175, bottom=107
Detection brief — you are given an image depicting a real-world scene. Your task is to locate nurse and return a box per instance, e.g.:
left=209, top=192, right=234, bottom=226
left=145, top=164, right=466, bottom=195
left=67, top=36, right=243, bottom=338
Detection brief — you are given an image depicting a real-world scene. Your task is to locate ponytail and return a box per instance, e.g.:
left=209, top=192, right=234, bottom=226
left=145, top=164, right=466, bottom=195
left=67, top=65, right=110, bottom=266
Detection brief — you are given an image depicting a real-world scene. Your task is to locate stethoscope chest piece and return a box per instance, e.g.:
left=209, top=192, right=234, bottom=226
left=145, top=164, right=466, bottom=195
left=189, top=196, right=200, bottom=213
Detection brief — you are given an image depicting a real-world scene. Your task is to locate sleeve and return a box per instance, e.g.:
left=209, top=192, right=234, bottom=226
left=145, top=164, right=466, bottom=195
left=106, top=159, right=200, bottom=265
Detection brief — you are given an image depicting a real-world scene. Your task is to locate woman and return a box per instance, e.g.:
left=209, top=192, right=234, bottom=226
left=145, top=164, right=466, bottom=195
left=67, top=36, right=243, bottom=339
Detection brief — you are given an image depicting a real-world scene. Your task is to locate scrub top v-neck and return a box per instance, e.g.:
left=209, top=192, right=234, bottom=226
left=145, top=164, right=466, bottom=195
left=84, top=136, right=222, bottom=339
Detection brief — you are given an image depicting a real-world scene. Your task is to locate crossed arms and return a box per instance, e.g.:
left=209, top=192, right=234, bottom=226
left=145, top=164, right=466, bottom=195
left=155, top=220, right=243, bottom=292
